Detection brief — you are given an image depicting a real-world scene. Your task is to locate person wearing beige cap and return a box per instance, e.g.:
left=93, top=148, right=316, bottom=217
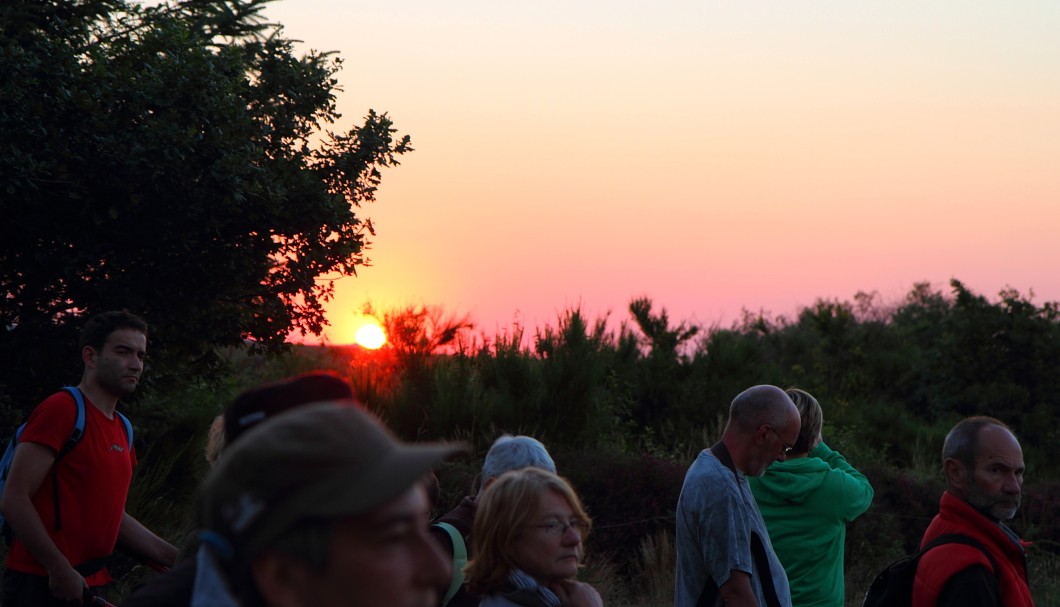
left=124, top=371, right=362, bottom=607
left=194, top=401, right=468, bottom=607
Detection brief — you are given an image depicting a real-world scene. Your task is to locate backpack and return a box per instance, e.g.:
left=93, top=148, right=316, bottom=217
left=861, top=533, right=1000, bottom=607
left=432, top=522, right=468, bottom=607
left=0, top=386, right=134, bottom=544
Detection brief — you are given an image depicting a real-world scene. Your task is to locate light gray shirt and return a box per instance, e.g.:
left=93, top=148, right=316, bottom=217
left=675, top=449, right=791, bottom=607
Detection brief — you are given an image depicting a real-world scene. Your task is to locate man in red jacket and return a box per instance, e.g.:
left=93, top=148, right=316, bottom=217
left=912, top=416, right=1034, bottom=607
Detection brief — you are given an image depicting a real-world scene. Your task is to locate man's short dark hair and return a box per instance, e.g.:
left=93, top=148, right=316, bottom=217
left=79, top=310, right=148, bottom=351
left=942, top=416, right=1013, bottom=469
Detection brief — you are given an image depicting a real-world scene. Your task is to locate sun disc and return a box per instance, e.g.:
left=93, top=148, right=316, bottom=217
left=354, top=323, right=387, bottom=349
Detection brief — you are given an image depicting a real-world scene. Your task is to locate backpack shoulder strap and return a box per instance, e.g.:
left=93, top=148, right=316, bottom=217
left=116, top=411, right=134, bottom=450
left=50, top=387, right=90, bottom=531
left=921, top=533, right=1001, bottom=576
left=60, top=387, right=133, bottom=450
left=433, top=522, right=467, bottom=607
left=0, top=429, right=24, bottom=485
left=750, top=531, right=783, bottom=607
left=59, top=387, right=88, bottom=459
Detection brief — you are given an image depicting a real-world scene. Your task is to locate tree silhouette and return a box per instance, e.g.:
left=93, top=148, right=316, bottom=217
left=0, top=0, right=411, bottom=409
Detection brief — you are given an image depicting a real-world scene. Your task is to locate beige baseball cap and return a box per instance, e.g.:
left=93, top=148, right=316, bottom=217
left=198, top=401, right=467, bottom=565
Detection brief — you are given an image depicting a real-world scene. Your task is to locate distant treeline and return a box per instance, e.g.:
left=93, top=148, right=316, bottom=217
left=337, top=279, right=1060, bottom=478
left=5, top=278, right=1060, bottom=604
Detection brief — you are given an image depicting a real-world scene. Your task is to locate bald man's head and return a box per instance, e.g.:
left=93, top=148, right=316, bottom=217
left=724, top=385, right=800, bottom=476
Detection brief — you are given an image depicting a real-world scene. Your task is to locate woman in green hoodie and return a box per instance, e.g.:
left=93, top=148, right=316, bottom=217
left=748, top=389, right=874, bottom=607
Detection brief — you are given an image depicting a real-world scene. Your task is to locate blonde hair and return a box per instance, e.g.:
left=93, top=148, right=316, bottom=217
left=786, top=388, right=823, bottom=454
left=465, top=467, right=591, bottom=596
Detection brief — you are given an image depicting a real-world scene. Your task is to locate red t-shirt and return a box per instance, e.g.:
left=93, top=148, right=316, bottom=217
left=4, top=390, right=137, bottom=585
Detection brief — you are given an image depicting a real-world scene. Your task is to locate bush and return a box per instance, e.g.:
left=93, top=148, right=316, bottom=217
left=557, top=449, right=686, bottom=576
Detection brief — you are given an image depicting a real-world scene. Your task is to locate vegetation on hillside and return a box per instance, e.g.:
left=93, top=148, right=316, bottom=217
left=90, top=279, right=1060, bottom=604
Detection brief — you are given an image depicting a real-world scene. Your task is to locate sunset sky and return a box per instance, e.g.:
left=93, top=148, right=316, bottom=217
left=262, top=1, right=1060, bottom=344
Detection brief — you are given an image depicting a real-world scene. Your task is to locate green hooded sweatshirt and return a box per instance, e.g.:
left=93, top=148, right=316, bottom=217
left=748, top=442, right=874, bottom=607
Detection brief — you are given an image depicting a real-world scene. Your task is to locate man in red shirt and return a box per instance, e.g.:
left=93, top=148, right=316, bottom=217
left=0, top=310, right=178, bottom=606
left=912, top=416, right=1034, bottom=607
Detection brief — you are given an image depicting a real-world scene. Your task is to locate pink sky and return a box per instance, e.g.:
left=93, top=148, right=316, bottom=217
left=264, top=1, right=1060, bottom=344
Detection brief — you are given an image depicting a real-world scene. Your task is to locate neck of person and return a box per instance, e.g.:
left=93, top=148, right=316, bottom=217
left=719, top=436, right=753, bottom=475
left=77, top=379, right=121, bottom=418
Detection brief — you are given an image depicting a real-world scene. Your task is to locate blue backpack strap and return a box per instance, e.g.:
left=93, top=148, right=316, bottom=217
left=1, top=426, right=26, bottom=479
left=116, top=411, right=134, bottom=451
left=0, top=426, right=26, bottom=489
left=0, top=430, right=21, bottom=542
left=433, top=522, right=467, bottom=607
left=60, top=387, right=88, bottom=457
left=51, top=387, right=90, bottom=531
left=61, top=387, right=133, bottom=450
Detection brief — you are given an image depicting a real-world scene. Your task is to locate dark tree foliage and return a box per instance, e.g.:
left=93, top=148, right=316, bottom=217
left=891, top=280, right=1060, bottom=451
left=0, top=0, right=411, bottom=412
left=625, top=297, right=698, bottom=429
left=689, top=280, right=1060, bottom=470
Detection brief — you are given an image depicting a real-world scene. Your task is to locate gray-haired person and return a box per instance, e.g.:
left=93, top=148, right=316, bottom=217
left=911, top=417, right=1032, bottom=607
left=430, top=435, right=557, bottom=607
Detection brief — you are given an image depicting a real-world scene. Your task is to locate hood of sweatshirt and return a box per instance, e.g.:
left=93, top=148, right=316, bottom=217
left=749, top=456, right=832, bottom=506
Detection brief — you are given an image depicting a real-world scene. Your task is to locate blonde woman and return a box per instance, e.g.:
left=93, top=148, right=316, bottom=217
left=465, top=467, right=603, bottom=607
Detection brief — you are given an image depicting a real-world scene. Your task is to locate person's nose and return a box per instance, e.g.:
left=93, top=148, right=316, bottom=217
left=560, top=525, right=581, bottom=546
left=1003, top=472, right=1022, bottom=495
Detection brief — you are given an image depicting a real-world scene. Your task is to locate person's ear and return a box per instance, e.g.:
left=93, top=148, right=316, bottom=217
left=252, top=552, right=315, bottom=607
left=82, top=346, right=96, bottom=368
left=943, top=457, right=969, bottom=490
left=754, top=425, right=769, bottom=446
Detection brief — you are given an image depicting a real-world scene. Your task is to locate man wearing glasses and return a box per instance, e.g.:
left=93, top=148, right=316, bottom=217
left=675, top=385, right=800, bottom=607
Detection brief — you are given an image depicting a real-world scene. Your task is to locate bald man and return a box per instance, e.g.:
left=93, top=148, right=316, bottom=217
left=675, top=385, right=800, bottom=607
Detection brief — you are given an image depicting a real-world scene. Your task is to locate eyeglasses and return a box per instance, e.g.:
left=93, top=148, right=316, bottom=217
left=765, top=425, right=794, bottom=456
left=527, top=519, right=590, bottom=537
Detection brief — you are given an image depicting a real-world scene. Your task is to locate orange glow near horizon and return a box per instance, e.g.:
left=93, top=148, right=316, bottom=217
left=306, top=311, right=388, bottom=347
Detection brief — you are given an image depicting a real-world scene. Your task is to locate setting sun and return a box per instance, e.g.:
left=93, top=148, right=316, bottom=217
left=354, top=321, right=387, bottom=349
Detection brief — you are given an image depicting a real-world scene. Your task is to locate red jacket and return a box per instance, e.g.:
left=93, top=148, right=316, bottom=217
left=912, top=492, right=1033, bottom=607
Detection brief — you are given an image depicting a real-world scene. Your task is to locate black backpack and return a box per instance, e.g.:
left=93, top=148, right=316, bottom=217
left=862, top=533, right=999, bottom=607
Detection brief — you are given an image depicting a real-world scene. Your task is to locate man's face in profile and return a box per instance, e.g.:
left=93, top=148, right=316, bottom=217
left=963, top=425, right=1024, bottom=521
